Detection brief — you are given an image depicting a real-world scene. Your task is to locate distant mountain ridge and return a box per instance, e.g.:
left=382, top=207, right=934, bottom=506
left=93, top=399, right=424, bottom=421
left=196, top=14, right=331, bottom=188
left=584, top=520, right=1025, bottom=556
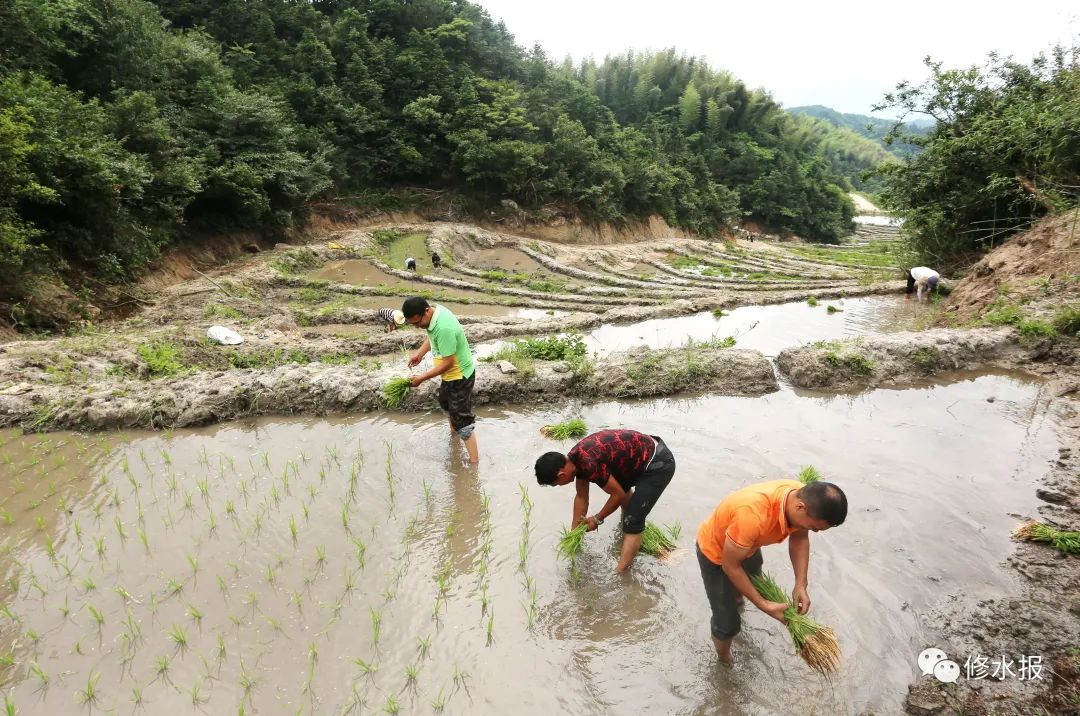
left=788, top=105, right=932, bottom=155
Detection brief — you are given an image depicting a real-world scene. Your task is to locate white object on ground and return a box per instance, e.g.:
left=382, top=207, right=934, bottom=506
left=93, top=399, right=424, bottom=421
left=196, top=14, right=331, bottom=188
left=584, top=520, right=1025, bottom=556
left=496, top=360, right=518, bottom=374
left=206, top=325, right=244, bottom=345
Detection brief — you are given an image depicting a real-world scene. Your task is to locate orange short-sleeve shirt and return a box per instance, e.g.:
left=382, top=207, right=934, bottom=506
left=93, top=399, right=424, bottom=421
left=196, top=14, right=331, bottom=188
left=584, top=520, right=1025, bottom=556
left=696, top=479, right=802, bottom=565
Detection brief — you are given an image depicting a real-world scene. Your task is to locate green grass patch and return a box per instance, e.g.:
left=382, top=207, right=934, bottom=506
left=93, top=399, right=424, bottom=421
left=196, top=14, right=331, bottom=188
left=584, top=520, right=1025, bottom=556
left=806, top=296, right=819, bottom=307
left=826, top=304, right=842, bottom=314
left=525, top=279, right=567, bottom=293
left=1053, top=304, right=1080, bottom=338
left=822, top=346, right=875, bottom=376
left=909, top=346, right=941, bottom=374
left=701, top=265, right=733, bottom=277
left=685, top=335, right=736, bottom=350
left=669, top=254, right=703, bottom=270
left=383, top=232, right=431, bottom=272
left=270, top=248, right=322, bottom=275
left=202, top=303, right=244, bottom=320
left=137, top=341, right=187, bottom=378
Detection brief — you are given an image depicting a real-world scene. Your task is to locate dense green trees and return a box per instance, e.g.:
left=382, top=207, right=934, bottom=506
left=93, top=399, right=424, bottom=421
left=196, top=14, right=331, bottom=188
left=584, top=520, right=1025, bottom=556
left=876, top=49, right=1080, bottom=267
left=1, top=0, right=864, bottom=325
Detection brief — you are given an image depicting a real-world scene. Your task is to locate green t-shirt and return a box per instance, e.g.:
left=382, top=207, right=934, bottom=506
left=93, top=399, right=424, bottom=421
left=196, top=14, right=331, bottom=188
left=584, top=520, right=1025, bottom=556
left=427, top=304, right=474, bottom=381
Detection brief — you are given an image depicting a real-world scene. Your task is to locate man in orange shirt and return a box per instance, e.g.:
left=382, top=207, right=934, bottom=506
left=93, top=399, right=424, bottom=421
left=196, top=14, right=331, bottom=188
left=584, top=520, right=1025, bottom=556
left=696, top=479, right=847, bottom=665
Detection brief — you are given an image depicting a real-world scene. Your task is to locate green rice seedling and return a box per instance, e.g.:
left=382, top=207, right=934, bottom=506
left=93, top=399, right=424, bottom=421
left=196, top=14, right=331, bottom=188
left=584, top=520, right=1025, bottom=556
left=451, top=663, right=470, bottom=690
left=370, top=608, right=381, bottom=646
left=155, top=655, right=171, bottom=680
left=114, top=585, right=135, bottom=604
left=806, top=296, right=819, bottom=307
left=431, top=689, right=447, bottom=713
left=639, top=522, right=681, bottom=558
left=291, top=591, right=303, bottom=611
left=196, top=477, right=210, bottom=500
left=28, top=661, right=48, bottom=688
left=186, top=603, right=203, bottom=626
left=404, top=663, right=421, bottom=687
left=289, top=516, right=298, bottom=544
left=75, top=669, right=100, bottom=707
left=383, top=694, right=401, bottom=715
left=264, top=615, right=283, bottom=633
left=87, top=605, right=104, bottom=629
left=94, top=536, right=105, bottom=559
left=73, top=519, right=82, bottom=541
left=187, top=553, right=199, bottom=576
left=182, top=491, right=194, bottom=511
left=131, top=684, right=144, bottom=708
left=556, top=523, right=587, bottom=563
left=113, top=516, right=127, bottom=541
left=0, top=604, right=18, bottom=624
left=798, top=465, right=822, bottom=484
left=165, top=576, right=183, bottom=596
left=80, top=575, right=96, bottom=593
left=138, top=527, right=150, bottom=553
left=539, top=419, right=588, bottom=440
left=239, top=658, right=257, bottom=697
left=34, top=516, right=44, bottom=531
left=416, top=635, right=431, bottom=660
left=2, top=690, right=13, bottom=716
left=826, top=304, right=842, bottom=314
left=382, top=378, right=412, bottom=408
left=265, top=564, right=276, bottom=585
left=1012, top=521, right=1080, bottom=554
left=1, top=510, right=11, bottom=527
left=168, top=624, right=188, bottom=651
left=751, top=572, right=841, bottom=675
left=352, top=657, right=377, bottom=676
left=191, top=682, right=206, bottom=707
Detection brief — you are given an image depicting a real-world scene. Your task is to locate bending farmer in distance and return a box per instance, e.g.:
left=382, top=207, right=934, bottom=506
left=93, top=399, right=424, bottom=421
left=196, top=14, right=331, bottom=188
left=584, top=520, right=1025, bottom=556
left=905, top=266, right=940, bottom=301
left=403, top=297, right=479, bottom=464
left=696, top=479, right=846, bottom=666
left=535, top=429, right=675, bottom=572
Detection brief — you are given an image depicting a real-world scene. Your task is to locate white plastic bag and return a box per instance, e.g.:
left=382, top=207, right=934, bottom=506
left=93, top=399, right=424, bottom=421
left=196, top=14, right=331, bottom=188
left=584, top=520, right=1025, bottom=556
left=206, top=325, right=244, bottom=345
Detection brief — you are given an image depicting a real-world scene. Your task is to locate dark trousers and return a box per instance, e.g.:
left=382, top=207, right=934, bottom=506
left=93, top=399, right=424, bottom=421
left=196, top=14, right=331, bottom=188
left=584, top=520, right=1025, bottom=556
left=697, top=543, right=762, bottom=640
left=621, top=437, right=675, bottom=534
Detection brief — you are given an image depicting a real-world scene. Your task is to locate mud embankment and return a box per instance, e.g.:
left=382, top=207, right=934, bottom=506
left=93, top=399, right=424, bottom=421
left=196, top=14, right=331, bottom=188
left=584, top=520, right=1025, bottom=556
left=0, top=346, right=777, bottom=432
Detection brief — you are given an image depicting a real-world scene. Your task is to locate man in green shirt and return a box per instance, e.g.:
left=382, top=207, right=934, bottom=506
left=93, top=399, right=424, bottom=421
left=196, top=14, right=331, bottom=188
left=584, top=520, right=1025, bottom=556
left=403, top=297, right=479, bottom=463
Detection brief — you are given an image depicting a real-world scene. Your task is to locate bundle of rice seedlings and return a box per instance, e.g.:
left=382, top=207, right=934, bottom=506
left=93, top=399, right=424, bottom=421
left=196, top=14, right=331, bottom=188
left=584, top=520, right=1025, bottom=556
left=539, top=419, right=588, bottom=440
left=382, top=378, right=412, bottom=407
left=751, top=572, right=841, bottom=676
left=556, top=524, right=587, bottom=563
left=639, top=521, right=681, bottom=558
left=1012, top=521, right=1080, bottom=554
left=798, top=465, right=821, bottom=484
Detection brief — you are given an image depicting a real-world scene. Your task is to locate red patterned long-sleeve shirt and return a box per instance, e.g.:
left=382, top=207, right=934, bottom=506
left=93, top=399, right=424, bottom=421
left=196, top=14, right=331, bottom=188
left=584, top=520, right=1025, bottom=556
left=568, top=430, right=657, bottom=490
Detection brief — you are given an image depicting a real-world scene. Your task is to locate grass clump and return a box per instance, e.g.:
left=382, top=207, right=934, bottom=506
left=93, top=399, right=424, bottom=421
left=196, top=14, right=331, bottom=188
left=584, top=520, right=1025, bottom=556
left=685, top=334, right=736, bottom=350
left=909, top=346, right=941, bottom=374
left=382, top=378, right=411, bottom=407
left=826, top=304, right=842, bottom=314
left=798, top=465, right=821, bottom=484
left=270, top=248, right=322, bottom=275
left=639, top=521, right=680, bottom=558
left=540, top=419, right=588, bottom=440
left=751, top=572, right=841, bottom=675
left=806, top=296, right=819, bottom=307
left=670, top=254, right=703, bottom=270
left=1012, top=521, right=1080, bottom=554
left=484, top=333, right=587, bottom=379
left=1053, top=304, right=1080, bottom=337
left=822, top=346, right=875, bottom=376
left=136, top=341, right=187, bottom=378
left=711, top=307, right=727, bottom=318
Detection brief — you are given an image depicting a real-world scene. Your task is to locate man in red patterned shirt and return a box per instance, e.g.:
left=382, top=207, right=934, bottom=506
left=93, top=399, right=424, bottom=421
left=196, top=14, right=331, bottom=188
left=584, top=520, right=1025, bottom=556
left=535, top=429, right=676, bottom=572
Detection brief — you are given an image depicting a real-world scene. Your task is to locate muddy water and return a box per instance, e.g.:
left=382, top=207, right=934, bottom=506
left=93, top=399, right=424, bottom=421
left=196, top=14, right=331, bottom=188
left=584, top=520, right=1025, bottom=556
left=475, top=296, right=922, bottom=359
left=310, top=259, right=491, bottom=302
left=853, top=215, right=902, bottom=226
left=305, top=293, right=570, bottom=325
left=0, top=372, right=1058, bottom=714
left=470, top=248, right=554, bottom=278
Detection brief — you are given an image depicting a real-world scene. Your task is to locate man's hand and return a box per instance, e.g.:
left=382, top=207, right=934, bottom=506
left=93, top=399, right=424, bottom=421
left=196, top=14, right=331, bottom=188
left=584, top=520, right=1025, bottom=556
left=584, top=516, right=599, bottom=532
left=792, top=585, right=811, bottom=615
left=760, top=600, right=789, bottom=625
left=409, top=375, right=426, bottom=388
left=407, top=352, right=423, bottom=369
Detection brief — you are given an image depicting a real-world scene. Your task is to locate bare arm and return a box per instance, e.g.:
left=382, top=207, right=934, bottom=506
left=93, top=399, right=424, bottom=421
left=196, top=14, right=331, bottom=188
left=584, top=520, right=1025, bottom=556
left=722, top=539, right=788, bottom=624
left=572, top=478, right=590, bottom=528
left=588, top=478, right=627, bottom=528
left=789, top=530, right=811, bottom=614
left=408, top=337, right=431, bottom=367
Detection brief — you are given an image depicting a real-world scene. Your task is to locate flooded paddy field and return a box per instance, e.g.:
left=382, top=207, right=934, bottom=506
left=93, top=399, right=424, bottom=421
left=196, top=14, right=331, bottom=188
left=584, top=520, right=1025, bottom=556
left=0, top=371, right=1058, bottom=714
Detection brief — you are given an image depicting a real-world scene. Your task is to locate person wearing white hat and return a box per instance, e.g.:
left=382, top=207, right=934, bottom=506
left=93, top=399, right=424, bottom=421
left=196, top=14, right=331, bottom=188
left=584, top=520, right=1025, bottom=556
left=377, top=308, right=406, bottom=332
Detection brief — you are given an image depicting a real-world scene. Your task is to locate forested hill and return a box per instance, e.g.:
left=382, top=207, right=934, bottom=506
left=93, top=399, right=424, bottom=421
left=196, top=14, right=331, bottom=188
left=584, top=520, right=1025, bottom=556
left=2, top=0, right=866, bottom=324
left=787, top=105, right=932, bottom=156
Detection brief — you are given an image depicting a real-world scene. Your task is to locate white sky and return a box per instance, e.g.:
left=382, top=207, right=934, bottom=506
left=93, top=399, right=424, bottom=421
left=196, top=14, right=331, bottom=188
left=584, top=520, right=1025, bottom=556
left=475, top=0, right=1080, bottom=117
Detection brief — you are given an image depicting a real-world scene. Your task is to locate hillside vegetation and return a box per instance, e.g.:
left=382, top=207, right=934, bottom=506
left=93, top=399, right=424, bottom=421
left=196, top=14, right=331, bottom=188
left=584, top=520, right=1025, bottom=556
left=0, top=0, right=867, bottom=329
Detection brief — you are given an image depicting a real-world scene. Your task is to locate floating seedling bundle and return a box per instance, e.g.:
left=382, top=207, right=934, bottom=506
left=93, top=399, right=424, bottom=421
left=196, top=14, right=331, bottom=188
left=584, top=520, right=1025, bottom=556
left=539, top=419, right=588, bottom=440
left=382, top=378, right=412, bottom=407
left=751, top=572, right=841, bottom=676
left=1012, top=521, right=1080, bottom=555
left=639, top=521, right=681, bottom=559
